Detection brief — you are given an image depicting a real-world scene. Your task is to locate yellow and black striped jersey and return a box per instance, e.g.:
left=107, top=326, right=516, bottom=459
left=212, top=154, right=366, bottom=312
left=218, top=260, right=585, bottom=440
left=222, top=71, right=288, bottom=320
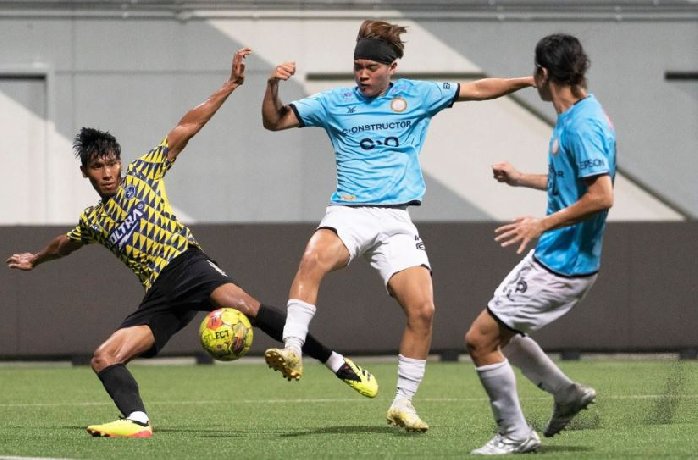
left=67, top=138, right=199, bottom=291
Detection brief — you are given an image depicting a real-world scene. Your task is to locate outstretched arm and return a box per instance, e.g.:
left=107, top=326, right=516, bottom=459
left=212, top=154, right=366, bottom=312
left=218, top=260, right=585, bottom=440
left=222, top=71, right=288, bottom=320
left=6, top=234, right=84, bottom=271
left=166, top=48, right=252, bottom=161
left=262, top=61, right=301, bottom=131
left=494, top=174, right=614, bottom=254
left=457, top=76, right=534, bottom=102
left=492, top=161, right=548, bottom=191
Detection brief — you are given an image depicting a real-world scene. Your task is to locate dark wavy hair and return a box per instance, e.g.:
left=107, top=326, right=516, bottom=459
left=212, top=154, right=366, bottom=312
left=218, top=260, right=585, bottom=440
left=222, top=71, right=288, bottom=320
left=535, top=33, right=590, bottom=96
left=357, top=20, right=407, bottom=59
left=73, top=127, right=121, bottom=166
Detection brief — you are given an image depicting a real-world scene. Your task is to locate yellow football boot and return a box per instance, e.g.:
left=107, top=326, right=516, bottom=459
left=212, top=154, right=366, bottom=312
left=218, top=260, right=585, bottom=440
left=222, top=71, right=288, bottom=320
left=335, top=358, right=378, bottom=398
left=87, top=419, right=152, bottom=438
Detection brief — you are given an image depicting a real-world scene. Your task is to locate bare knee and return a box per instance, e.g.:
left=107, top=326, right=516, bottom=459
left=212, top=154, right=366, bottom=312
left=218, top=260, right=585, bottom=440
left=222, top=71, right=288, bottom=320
left=297, top=249, right=333, bottom=279
left=91, top=346, right=121, bottom=373
left=90, top=326, right=153, bottom=373
left=211, top=283, right=260, bottom=317
left=406, top=300, right=435, bottom=328
left=464, top=328, right=481, bottom=357
left=465, top=325, right=503, bottom=366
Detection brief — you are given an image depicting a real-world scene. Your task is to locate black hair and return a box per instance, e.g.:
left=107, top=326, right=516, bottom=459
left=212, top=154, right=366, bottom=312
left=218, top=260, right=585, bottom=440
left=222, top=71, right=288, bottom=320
left=535, top=33, right=590, bottom=91
left=72, top=127, right=121, bottom=166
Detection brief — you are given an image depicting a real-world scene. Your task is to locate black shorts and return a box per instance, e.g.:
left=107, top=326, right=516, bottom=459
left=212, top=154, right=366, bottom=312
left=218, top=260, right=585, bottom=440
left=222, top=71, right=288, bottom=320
left=120, top=246, right=235, bottom=358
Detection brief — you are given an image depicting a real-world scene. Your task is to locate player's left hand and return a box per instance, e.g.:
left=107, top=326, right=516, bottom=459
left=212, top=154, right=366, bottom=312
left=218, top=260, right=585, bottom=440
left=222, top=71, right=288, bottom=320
left=231, top=48, right=252, bottom=85
left=494, top=216, right=544, bottom=254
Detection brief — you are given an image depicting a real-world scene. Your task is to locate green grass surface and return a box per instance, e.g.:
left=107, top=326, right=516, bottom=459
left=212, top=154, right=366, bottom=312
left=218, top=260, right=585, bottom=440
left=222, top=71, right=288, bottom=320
left=1, top=358, right=697, bottom=458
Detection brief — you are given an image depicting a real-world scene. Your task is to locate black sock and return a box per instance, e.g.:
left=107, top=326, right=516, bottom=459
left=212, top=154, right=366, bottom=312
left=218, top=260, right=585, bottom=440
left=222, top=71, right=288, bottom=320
left=97, top=364, right=146, bottom=417
left=253, top=304, right=332, bottom=364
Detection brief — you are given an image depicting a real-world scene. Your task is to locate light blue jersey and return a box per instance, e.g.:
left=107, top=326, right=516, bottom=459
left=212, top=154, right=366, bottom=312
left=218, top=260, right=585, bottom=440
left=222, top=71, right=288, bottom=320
left=290, top=78, right=459, bottom=205
left=535, top=95, right=616, bottom=276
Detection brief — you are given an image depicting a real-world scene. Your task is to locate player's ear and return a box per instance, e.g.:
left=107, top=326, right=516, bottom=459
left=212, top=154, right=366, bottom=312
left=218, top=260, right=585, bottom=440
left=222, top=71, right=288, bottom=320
left=538, top=66, right=549, bottom=84
left=80, top=165, right=88, bottom=178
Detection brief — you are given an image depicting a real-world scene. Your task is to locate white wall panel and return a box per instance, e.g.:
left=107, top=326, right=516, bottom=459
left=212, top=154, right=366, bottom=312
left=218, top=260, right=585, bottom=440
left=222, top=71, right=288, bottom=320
left=0, top=78, right=46, bottom=223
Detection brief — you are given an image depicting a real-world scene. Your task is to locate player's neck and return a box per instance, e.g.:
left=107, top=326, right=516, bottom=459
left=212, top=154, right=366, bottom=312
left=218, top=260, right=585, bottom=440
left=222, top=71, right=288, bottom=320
left=551, top=85, right=587, bottom=114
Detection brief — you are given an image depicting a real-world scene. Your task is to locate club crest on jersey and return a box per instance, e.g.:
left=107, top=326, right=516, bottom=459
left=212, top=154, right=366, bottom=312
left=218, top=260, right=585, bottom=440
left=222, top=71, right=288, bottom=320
left=125, top=185, right=137, bottom=199
left=108, top=202, right=145, bottom=249
left=390, top=97, right=407, bottom=113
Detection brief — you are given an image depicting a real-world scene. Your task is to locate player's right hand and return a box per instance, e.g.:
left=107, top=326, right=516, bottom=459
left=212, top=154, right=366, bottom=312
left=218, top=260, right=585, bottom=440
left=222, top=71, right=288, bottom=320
left=492, top=161, right=520, bottom=186
left=270, top=61, right=296, bottom=82
left=6, top=253, right=36, bottom=271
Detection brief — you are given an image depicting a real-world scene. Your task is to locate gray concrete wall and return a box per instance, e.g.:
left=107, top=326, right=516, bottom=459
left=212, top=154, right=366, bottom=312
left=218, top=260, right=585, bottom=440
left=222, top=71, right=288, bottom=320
left=2, top=222, right=696, bottom=359
left=0, top=10, right=695, bottom=224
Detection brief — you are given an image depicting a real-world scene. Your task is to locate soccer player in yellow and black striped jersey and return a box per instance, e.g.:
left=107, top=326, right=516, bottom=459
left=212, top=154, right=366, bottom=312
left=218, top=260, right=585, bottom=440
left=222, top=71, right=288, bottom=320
left=6, top=48, right=377, bottom=439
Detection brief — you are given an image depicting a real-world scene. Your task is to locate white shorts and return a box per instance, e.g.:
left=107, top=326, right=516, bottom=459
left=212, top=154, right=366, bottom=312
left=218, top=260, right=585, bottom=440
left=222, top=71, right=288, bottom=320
left=487, top=251, right=597, bottom=334
left=318, top=205, right=430, bottom=286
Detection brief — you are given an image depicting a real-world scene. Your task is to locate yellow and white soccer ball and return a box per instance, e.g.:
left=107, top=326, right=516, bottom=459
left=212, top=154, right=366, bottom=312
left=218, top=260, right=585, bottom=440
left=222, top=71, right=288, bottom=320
left=199, top=308, right=254, bottom=361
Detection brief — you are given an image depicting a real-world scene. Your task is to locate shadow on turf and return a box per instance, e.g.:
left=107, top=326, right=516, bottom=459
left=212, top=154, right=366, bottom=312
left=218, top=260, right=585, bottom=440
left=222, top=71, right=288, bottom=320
left=57, top=425, right=396, bottom=437
left=278, top=425, right=407, bottom=437
left=155, top=427, right=249, bottom=437
left=60, top=426, right=245, bottom=437
left=539, top=445, right=594, bottom=454
left=529, top=408, right=602, bottom=434
left=645, top=361, right=687, bottom=426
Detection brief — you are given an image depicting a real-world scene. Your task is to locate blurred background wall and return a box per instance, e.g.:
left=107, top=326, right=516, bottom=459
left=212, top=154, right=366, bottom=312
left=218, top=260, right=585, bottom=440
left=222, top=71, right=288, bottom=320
left=1, top=1, right=696, bottom=358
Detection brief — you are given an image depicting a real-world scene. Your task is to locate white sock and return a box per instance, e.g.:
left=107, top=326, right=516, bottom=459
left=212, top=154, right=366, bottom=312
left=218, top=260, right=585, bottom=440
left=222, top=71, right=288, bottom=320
left=503, top=335, right=573, bottom=399
left=476, top=359, right=530, bottom=440
left=394, top=354, right=426, bottom=403
left=126, top=411, right=149, bottom=424
left=325, top=351, right=345, bottom=373
left=282, top=299, right=316, bottom=354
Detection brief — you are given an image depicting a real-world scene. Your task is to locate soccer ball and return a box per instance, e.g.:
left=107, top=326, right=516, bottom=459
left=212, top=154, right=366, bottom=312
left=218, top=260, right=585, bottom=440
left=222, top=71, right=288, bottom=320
left=199, top=308, right=254, bottom=361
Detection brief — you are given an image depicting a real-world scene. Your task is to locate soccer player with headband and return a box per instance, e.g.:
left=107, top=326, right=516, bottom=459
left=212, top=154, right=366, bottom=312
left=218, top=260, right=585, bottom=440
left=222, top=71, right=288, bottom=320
left=261, top=19, right=534, bottom=432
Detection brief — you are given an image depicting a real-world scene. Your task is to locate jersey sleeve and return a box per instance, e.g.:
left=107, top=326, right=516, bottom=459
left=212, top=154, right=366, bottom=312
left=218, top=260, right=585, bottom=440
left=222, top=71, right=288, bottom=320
left=65, top=213, right=94, bottom=244
left=567, top=119, right=611, bottom=179
left=422, top=81, right=459, bottom=115
left=289, top=91, right=329, bottom=128
left=126, top=137, right=174, bottom=180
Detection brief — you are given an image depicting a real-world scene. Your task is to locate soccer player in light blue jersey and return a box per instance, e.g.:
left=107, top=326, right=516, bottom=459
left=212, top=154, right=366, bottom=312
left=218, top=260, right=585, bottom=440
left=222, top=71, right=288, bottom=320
left=466, top=34, right=615, bottom=455
left=261, top=19, right=534, bottom=432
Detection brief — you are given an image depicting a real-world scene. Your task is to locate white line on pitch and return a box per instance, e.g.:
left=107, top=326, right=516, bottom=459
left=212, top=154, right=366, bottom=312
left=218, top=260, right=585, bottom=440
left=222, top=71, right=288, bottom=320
left=0, top=456, right=72, bottom=460
left=1, top=393, right=696, bottom=408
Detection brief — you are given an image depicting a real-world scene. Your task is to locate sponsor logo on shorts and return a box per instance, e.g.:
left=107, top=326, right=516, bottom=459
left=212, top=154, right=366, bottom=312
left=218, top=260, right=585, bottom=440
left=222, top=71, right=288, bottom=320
left=515, top=280, right=528, bottom=294
left=505, top=267, right=529, bottom=300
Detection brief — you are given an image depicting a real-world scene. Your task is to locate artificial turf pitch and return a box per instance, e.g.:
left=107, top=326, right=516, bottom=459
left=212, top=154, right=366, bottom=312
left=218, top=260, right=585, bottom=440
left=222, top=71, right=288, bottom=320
left=1, top=358, right=696, bottom=459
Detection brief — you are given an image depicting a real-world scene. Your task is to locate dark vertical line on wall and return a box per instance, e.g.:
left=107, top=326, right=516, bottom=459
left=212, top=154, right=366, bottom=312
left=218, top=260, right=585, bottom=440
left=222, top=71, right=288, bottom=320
left=664, top=71, right=698, bottom=81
